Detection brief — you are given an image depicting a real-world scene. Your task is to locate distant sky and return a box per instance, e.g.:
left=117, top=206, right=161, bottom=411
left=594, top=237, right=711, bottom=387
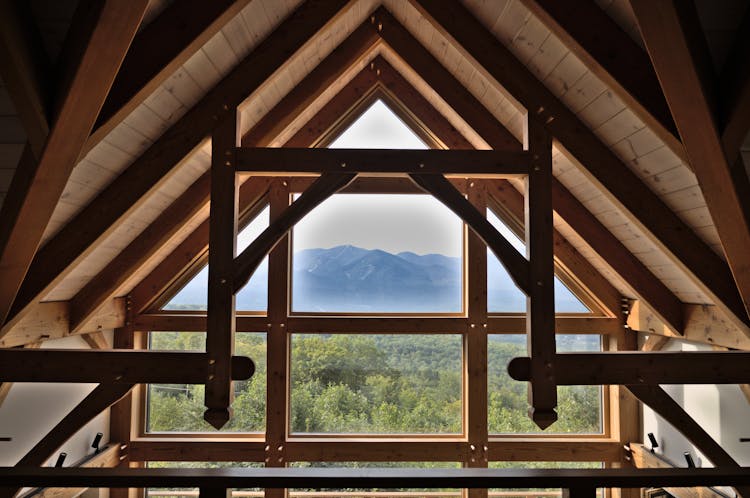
left=328, top=100, right=428, bottom=149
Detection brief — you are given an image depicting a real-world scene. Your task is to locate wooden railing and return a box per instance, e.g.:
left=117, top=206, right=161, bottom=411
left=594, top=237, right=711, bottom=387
left=3, top=467, right=750, bottom=498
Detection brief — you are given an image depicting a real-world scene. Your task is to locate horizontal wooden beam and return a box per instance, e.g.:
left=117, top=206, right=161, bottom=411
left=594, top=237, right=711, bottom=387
left=7, top=0, right=349, bottom=330
left=0, top=298, right=125, bottom=349
left=133, top=314, right=618, bottom=335
left=2, top=467, right=750, bottom=489
left=487, top=438, right=621, bottom=462
left=0, top=350, right=253, bottom=384
left=508, top=351, right=750, bottom=384
left=627, top=301, right=750, bottom=351
left=235, top=148, right=530, bottom=175
left=233, top=172, right=357, bottom=290
left=128, top=440, right=266, bottom=462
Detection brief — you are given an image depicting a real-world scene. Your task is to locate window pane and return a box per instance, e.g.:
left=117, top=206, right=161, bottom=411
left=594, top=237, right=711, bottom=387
left=163, top=206, right=269, bottom=312
left=488, top=335, right=602, bottom=434
left=292, top=195, right=463, bottom=313
left=147, top=332, right=266, bottom=433
left=329, top=99, right=428, bottom=149
left=486, top=210, right=589, bottom=313
left=290, top=334, right=462, bottom=434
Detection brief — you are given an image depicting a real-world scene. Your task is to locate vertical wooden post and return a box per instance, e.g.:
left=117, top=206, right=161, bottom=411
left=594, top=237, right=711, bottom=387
left=204, top=109, right=240, bottom=429
left=524, top=116, right=557, bottom=429
left=110, top=325, right=135, bottom=498
left=199, top=488, right=230, bottom=498
left=265, top=179, right=291, bottom=498
left=562, top=487, right=597, bottom=498
left=466, top=181, right=489, bottom=498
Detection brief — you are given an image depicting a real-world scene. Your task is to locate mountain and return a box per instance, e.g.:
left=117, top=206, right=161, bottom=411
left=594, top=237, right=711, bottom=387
left=164, top=244, right=587, bottom=313
left=292, top=245, right=461, bottom=312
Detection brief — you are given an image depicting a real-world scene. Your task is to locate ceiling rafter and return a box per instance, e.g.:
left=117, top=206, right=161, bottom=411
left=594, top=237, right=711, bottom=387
left=518, top=0, right=685, bottom=164
left=124, top=47, right=623, bottom=324
left=1, top=0, right=350, bottom=337
left=0, top=0, right=147, bottom=327
left=84, top=0, right=255, bottom=156
left=72, top=19, right=381, bottom=325
left=410, top=0, right=749, bottom=335
left=631, top=0, right=750, bottom=324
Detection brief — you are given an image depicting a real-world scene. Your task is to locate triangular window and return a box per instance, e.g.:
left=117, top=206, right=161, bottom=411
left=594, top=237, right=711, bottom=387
left=328, top=99, right=428, bottom=149
left=486, top=209, right=590, bottom=313
left=162, top=206, right=270, bottom=311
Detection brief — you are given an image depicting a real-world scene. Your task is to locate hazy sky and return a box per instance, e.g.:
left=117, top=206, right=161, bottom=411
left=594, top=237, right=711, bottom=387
left=236, top=100, right=517, bottom=258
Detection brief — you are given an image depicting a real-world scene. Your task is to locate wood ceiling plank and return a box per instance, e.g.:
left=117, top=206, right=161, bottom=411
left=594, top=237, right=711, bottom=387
left=0, top=0, right=147, bottom=327
left=86, top=0, right=254, bottom=155
left=632, top=0, right=750, bottom=324
left=6, top=0, right=349, bottom=330
left=411, top=0, right=749, bottom=334
left=518, top=0, right=685, bottom=163
left=719, top=5, right=750, bottom=163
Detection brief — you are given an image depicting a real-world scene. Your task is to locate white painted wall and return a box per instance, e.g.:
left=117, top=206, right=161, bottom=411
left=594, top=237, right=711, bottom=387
left=641, top=339, right=750, bottom=468
left=0, top=332, right=114, bottom=467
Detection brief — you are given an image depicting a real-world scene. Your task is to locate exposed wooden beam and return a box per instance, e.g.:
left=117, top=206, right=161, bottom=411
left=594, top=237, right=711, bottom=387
left=551, top=179, right=684, bottom=334
left=127, top=179, right=270, bottom=315
left=3, top=467, right=750, bottom=490
left=0, top=0, right=147, bottom=328
left=0, top=0, right=50, bottom=157
left=523, top=120, right=557, bottom=429
left=631, top=0, right=750, bottom=324
left=86, top=0, right=253, bottom=154
left=518, top=0, right=684, bottom=163
left=236, top=147, right=529, bottom=175
left=81, top=331, right=110, bottom=350
left=409, top=173, right=530, bottom=294
left=410, top=1, right=748, bottom=332
left=0, top=298, right=125, bottom=349
left=241, top=22, right=381, bottom=147
left=627, top=385, right=750, bottom=498
left=627, top=300, right=750, bottom=351
left=7, top=0, right=350, bottom=330
left=68, top=174, right=211, bottom=334
left=486, top=182, right=621, bottom=317
left=204, top=111, right=240, bottom=430
left=15, top=383, right=134, bottom=467
left=0, top=341, right=40, bottom=410
left=641, top=334, right=670, bottom=352
left=233, top=172, right=356, bottom=290
left=28, top=444, right=122, bottom=498
left=509, top=351, right=750, bottom=385
left=0, top=350, right=253, bottom=384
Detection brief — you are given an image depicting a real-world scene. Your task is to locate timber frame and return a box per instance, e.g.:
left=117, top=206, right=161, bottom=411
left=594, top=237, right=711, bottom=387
left=1, top=2, right=750, bottom=498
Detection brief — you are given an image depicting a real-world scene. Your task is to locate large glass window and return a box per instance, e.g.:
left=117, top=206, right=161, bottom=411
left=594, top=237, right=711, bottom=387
left=290, top=334, right=462, bottom=434
left=488, top=334, right=603, bottom=434
left=147, top=331, right=267, bottom=433
left=486, top=210, right=589, bottom=313
left=291, top=195, right=463, bottom=313
left=162, top=206, right=270, bottom=312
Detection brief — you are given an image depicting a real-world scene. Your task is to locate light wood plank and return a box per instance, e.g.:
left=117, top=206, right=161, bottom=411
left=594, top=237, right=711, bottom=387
left=631, top=0, right=750, bottom=325
left=204, top=111, right=240, bottom=430
left=0, top=0, right=147, bottom=327
left=86, top=0, right=254, bottom=155
left=7, top=0, right=350, bottom=332
left=412, top=0, right=749, bottom=334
